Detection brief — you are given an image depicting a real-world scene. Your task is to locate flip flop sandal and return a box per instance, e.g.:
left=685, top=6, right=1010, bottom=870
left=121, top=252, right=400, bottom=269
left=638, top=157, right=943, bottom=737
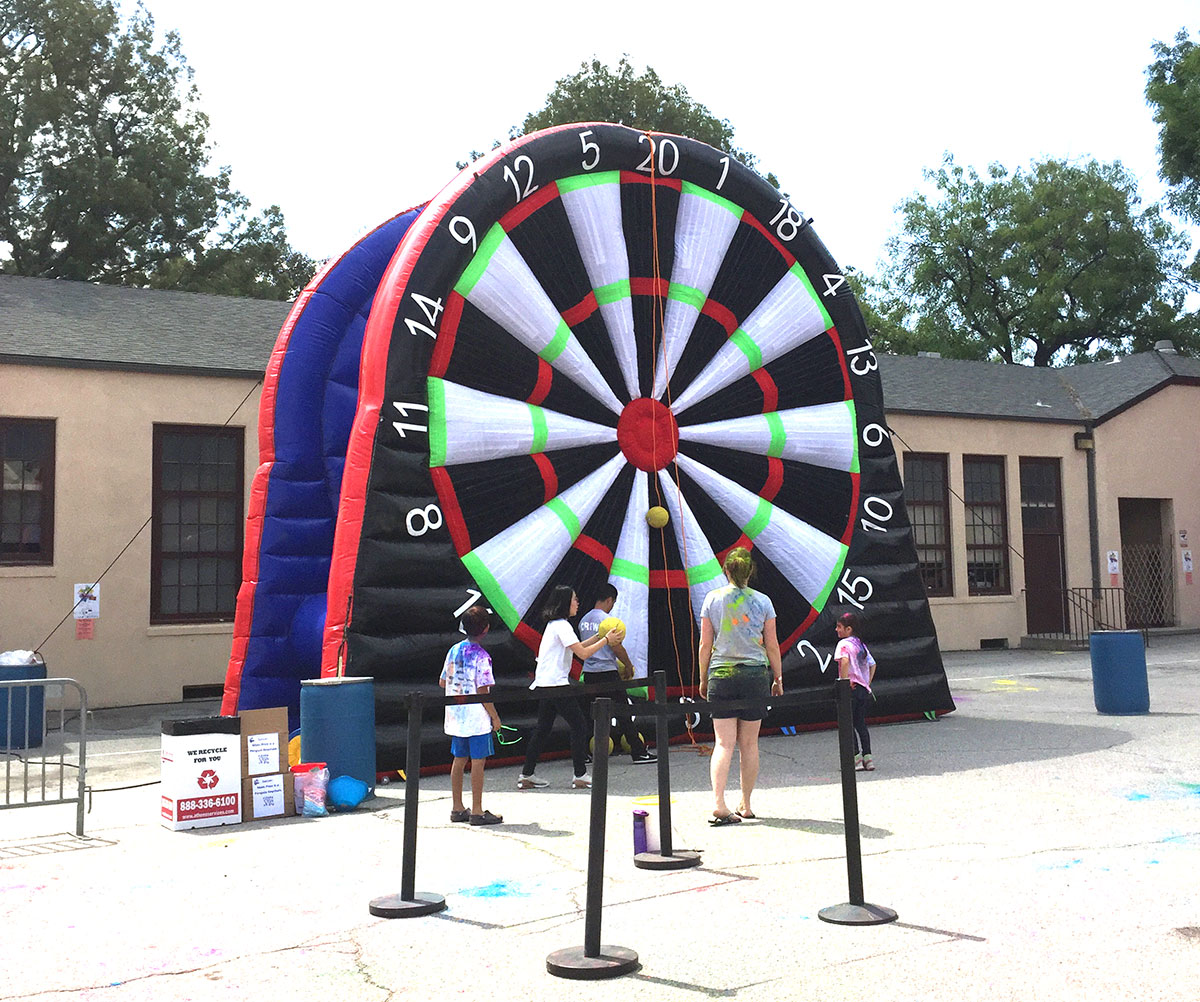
left=708, top=812, right=741, bottom=826
left=736, top=809, right=756, bottom=819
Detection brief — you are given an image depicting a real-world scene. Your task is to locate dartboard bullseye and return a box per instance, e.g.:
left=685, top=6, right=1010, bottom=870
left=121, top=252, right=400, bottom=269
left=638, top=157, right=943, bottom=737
left=321, top=123, right=954, bottom=767
left=617, top=398, right=679, bottom=471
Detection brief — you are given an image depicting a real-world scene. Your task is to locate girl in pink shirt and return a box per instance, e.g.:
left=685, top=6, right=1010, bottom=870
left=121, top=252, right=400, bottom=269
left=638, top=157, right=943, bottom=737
left=834, top=612, right=877, bottom=771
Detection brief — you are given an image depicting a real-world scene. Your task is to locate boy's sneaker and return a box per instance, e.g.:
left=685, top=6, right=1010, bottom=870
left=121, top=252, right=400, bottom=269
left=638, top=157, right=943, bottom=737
left=517, top=774, right=549, bottom=789
left=571, top=774, right=592, bottom=789
left=854, top=753, right=863, bottom=770
left=863, top=754, right=875, bottom=771
left=450, top=808, right=470, bottom=823
left=470, top=810, right=503, bottom=826
left=631, top=753, right=657, bottom=764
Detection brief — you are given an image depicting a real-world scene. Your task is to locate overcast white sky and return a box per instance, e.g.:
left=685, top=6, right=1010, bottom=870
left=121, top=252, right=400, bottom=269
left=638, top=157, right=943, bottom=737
left=137, top=0, right=1198, bottom=274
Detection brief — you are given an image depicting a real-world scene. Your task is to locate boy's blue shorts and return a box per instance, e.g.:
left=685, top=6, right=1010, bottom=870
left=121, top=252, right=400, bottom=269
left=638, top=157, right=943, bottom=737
left=450, top=733, right=494, bottom=760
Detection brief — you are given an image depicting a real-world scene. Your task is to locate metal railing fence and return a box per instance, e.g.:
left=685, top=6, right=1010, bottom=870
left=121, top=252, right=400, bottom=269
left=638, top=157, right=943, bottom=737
left=1, top=678, right=88, bottom=837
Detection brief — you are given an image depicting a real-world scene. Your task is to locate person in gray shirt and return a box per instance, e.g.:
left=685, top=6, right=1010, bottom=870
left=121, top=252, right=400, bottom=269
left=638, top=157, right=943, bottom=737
left=579, top=584, right=656, bottom=764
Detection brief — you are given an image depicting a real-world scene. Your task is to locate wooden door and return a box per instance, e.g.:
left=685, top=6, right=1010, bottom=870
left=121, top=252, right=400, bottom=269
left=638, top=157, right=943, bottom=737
left=1020, top=459, right=1066, bottom=635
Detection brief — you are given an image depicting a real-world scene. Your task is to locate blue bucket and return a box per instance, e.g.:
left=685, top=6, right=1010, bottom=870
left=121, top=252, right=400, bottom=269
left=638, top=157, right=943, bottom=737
left=1089, top=631, right=1149, bottom=715
left=300, top=676, right=376, bottom=795
left=1, top=661, right=46, bottom=749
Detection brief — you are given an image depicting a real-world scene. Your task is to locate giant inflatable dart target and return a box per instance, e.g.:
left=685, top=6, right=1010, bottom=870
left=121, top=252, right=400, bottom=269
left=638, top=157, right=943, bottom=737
left=226, top=123, right=953, bottom=768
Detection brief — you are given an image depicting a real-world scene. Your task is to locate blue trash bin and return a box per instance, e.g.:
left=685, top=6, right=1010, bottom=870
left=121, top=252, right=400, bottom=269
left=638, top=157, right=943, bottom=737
left=1089, top=631, right=1150, bottom=715
left=300, top=676, right=376, bottom=795
left=1, top=659, right=46, bottom=749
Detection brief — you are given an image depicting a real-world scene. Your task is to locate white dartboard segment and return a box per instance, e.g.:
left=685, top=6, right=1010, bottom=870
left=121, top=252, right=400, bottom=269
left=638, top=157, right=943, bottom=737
left=454, top=223, right=623, bottom=414
left=608, top=473, right=651, bottom=679
left=669, top=264, right=832, bottom=415
left=461, top=454, right=625, bottom=630
left=673, top=452, right=848, bottom=609
left=559, top=174, right=641, bottom=402
left=427, top=378, right=615, bottom=466
left=652, top=183, right=742, bottom=400
left=678, top=400, right=859, bottom=472
left=655, top=469, right=728, bottom=624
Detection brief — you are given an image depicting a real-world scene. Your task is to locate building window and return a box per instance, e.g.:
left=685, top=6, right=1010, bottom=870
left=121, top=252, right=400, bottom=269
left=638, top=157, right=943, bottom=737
left=1, top=418, right=55, bottom=565
left=151, top=425, right=243, bottom=624
left=903, top=453, right=952, bottom=596
left=963, top=455, right=1010, bottom=595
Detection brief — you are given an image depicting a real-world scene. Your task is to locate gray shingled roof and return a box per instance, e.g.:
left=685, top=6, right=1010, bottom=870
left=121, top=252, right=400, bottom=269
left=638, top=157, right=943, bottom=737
left=879, top=348, right=1200, bottom=425
left=0, top=274, right=290, bottom=377
left=3, top=275, right=1197, bottom=421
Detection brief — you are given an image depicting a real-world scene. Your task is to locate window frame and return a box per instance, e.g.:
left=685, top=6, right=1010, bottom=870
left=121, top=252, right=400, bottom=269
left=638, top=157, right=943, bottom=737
left=150, top=424, right=244, bottom=625
left=902, top=452, right=953, bottom=597
left=963, top=454, right=1011, bottom=596
left=1, top=417, right=56, bottom=566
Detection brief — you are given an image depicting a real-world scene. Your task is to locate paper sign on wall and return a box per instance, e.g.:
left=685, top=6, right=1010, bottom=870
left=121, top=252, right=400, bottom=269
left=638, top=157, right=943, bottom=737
left=1107, top=551, right=1120, bottom=586
left=74, top=583, right=99, bottom=619
left=1184, top=550, right=1193, bottom=586
left=1180, top=529, right=1189, bottom=547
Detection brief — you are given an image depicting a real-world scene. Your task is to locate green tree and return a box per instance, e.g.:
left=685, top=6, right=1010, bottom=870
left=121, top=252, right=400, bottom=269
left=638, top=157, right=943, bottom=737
left=1146, top=29, right=1200, bottom=226
left=148, top=205, right=315, bottom=300
left=464, top=57, right=779, bottom=187
left=858, top=155, right=1196, bottom=365
left=0, top=0, right=312, bottom=299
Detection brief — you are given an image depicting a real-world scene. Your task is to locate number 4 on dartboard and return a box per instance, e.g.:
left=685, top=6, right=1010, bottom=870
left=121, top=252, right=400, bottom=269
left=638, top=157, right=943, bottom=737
left=821, top=274, right=845, bottom=298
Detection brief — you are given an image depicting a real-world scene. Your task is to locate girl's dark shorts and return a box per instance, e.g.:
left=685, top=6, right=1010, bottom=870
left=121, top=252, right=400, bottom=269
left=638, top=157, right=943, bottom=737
left=707, top=665, right=771, bottom=720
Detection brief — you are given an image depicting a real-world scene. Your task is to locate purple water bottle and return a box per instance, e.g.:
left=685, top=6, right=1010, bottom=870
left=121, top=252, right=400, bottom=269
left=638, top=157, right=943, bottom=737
left=633, top=808, right=649, bottom=855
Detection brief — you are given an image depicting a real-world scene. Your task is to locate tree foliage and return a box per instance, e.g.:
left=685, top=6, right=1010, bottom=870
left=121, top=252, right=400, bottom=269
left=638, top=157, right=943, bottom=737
left=0, top=0, right=311, bottom=299
left=465, top=57, right=778, bottom=187
left=1146, top=29, right=1200, bottom=228
left=857, top=156, right=1196, bottom=365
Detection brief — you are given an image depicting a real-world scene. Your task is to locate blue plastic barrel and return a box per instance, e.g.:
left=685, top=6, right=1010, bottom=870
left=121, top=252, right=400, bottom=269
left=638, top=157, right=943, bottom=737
left=300, top=676, right=376, bottom=794
left=1, top=660, right=46, bottom=749
left=1089, top=631, right=1150, bottom=715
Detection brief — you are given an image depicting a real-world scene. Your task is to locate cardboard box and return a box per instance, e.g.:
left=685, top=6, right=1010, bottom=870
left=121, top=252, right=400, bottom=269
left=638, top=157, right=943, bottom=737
left=241, top=772, right=296, bottom=821
left=238, top=706, right=288, bottom=777
left=161, top=717, right=242, bottom=830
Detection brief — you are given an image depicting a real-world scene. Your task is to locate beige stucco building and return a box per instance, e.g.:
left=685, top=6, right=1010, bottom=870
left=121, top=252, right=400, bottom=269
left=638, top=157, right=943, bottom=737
left=2, top=276, right=1197, bottom=707
left=1, top=276, right=286, bottom=706
left=883, top=351, right=1200, bottom=651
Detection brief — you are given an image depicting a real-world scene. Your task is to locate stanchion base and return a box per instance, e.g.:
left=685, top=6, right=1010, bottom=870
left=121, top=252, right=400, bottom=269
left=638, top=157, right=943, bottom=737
left=818, top=902, right=898, bottom=925
left=546, top=945, right=639, bottom=980
left=368, top=892, right=446, bottom=918
left=633, top=850, right=702, bottom=870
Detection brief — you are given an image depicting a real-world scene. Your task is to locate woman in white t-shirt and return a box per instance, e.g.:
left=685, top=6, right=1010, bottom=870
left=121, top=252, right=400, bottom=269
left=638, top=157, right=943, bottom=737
left=518, top=585, right=621, bottom=790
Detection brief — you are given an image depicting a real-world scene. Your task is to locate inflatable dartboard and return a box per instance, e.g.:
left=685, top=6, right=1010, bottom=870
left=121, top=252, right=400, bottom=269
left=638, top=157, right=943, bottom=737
left=322, top=124, right=952, bottom=763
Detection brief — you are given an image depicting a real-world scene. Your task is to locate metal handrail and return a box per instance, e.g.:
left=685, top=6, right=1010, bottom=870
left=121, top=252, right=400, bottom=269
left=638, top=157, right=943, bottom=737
left=1026, top=587, right=1148, bottom=648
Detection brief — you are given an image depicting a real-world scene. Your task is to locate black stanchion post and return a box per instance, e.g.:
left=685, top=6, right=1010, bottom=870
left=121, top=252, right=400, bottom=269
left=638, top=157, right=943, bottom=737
left=634, top=670, right=700, bottom=870
left=369, top=690, right=446, bottom=918
left=818, top=678, right=897, bottom=926
left=547, top=697, right=638, bottom=979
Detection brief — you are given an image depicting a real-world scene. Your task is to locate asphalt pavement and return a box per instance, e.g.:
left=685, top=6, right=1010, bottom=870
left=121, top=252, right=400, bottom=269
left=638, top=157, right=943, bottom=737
left=2, top=635, right=1198, bottom=1001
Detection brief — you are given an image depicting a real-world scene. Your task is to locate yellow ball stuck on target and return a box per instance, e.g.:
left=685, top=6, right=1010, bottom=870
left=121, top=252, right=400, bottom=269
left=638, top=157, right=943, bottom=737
left=646, top=506, right=669, bottom=529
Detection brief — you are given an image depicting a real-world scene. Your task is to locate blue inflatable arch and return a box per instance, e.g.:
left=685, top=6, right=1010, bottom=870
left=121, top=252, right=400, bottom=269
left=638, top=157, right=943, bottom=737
left=222, top=207, right=424, bottom=727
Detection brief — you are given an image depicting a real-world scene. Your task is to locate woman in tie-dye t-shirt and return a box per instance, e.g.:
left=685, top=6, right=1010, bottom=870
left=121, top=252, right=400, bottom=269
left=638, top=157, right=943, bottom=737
left=699, top=547, right=782, bottom=825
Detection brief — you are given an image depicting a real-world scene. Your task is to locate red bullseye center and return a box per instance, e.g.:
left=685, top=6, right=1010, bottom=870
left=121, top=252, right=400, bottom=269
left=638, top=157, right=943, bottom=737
left=616, top=398, right=679, bottom=472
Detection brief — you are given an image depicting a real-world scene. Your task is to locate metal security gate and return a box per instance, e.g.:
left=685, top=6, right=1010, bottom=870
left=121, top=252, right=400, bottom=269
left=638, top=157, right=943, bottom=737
left=1123, top=544, right=1175, bottom=628
left=1, top=678, right=87, bottom=837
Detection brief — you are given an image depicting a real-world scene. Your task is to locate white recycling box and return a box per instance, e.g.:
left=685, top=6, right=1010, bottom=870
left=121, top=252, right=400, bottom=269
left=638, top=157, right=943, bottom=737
left=161, top=716, right=242, bottom=830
